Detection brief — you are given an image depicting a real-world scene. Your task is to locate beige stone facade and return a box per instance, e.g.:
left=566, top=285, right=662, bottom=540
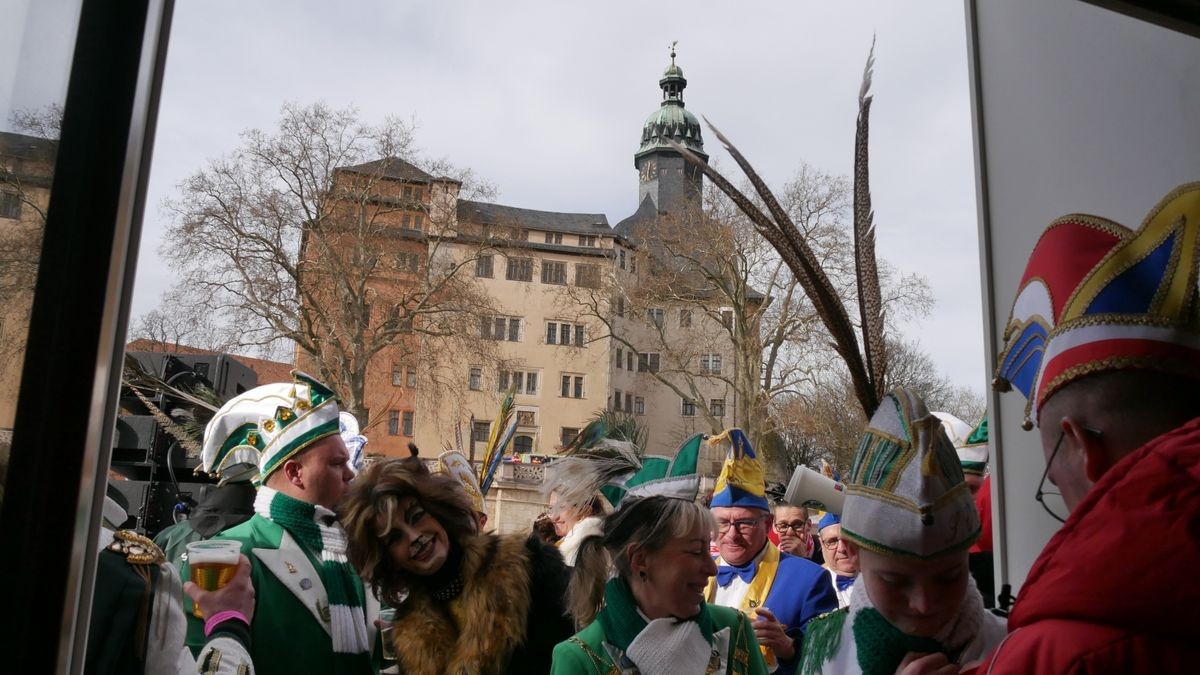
left=0, top=131, right=55, bottom=433
left=401, top=211, right=737, bottom=467
left=355, top=56, right=744, bottom=495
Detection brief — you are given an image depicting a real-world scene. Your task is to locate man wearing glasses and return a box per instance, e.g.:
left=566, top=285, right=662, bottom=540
left=815, top=513, right=857, bottom=609
left=705, top=430, right=837, bottom=675
left=979, top=184, right=1200, bottom=673
left=770, top=503, right=813, bottom=559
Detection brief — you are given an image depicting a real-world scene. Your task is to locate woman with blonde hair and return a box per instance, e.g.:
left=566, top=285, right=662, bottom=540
left=340, top=459, right=574, bottom=675
left=552, top=495, right=768, bottom=675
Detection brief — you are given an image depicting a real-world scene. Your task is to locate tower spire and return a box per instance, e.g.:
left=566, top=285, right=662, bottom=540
left=660, top=41, right=686, bottom=104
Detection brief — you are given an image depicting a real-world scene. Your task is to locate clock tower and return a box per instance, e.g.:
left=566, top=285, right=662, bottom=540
left=635, top=47, right=708, bottom=213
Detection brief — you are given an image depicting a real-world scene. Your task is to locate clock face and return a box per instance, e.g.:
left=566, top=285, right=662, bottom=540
left=639, top=158, right=658, bottom=183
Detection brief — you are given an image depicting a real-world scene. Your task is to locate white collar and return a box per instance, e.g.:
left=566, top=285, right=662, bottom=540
left=558, top=515, right=604, bottom=566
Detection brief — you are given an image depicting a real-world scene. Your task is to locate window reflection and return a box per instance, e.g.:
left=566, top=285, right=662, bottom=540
left=0, top=0, right=80, bottom=507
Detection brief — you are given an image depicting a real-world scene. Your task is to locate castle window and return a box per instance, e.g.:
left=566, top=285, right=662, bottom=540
left=506, top=257, right=533, bottom=281
left=0, top=192, right=23, bottom=219
left=475, top=254, right=494, bottom=278
left=710, top=399, right=726, bottom=418
left=575, top=263, right=600, bottom=288
left=541, top=260, right=566, bottom=285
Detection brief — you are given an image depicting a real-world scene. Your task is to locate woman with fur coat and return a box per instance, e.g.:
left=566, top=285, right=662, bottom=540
left=341, top=459, right=574, bottom=675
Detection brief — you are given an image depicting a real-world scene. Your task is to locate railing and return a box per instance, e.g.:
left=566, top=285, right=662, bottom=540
left=503, top=462, right=545, bottom=485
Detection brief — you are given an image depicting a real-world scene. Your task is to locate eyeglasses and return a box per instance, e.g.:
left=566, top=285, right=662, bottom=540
left=774, top=520, right=808, bottom=534
left=820, top=536, right=841, bottom=550
left=716, top=514, right=768, bottom=536
left=1037, top=426, right=1101, bottom=524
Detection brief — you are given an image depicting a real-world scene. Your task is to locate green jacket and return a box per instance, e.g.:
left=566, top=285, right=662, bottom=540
left=183, top=514, right=377, bottom=675
left=551, top=578, right=767, bottom=675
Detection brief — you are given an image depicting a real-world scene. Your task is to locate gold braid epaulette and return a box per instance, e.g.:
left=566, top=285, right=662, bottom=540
left=106, top=529, right=166, bottom=660
left=108, top=529, right=166, bottom=566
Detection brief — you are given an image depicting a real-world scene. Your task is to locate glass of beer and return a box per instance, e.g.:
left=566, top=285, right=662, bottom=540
left=379, top=607, right=398, bottom=661
left=745, top=607, right=779, bottom=670
left=187, top=540, right=242, bottom=618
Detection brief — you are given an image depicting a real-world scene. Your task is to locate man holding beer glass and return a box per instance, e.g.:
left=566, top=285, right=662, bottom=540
left=184, top=371, right=376, bottom=675
left=86, top=485, right=256, bottom=674
left=705, top=430, right=838, bottom=675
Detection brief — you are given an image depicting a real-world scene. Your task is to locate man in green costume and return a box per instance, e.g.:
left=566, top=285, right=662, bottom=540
left=184, top=371, right=376, bottom=675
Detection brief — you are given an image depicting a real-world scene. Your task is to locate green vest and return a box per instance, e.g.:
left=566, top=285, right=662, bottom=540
left=183, top=514, right=377, bottom=675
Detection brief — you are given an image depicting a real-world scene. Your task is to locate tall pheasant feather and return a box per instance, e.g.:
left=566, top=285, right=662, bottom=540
left=668, top=41, right=887, bottom=416
left=854, top=38, right=887, bottom=403
left=477, top=388, right=518, bottom=494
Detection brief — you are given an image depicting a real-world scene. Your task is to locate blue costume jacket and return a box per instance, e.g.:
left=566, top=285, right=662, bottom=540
left=709, top=544, right=838, bottom=675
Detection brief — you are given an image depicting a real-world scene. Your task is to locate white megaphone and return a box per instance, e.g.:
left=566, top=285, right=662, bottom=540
left=784, top=464, right=846, bottom=515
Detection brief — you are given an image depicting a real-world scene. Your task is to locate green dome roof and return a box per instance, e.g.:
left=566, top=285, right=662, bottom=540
left=637, top=50, right=706, bottom=159
left=638, top=104, right=704, bottom=156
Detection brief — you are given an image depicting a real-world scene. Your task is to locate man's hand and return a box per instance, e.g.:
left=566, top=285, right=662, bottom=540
left=896, top=652, right=958, bottom=675
left=185, top=554, right=255, bottom=622
left=752, top=607, right=794, bottom=660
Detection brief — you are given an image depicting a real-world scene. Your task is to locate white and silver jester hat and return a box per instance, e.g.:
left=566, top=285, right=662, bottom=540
left=200, top=370, right=342, bottom=485
left=841, top=388, right=980, bottom=559
left=340, top=411, right=368, bottom=475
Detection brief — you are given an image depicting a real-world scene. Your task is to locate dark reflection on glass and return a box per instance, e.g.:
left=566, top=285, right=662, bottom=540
left=0, top=0, right=80, bottom=511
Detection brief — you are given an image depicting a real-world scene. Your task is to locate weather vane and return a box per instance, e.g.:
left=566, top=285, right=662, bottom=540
left=669, top=40, right=678, bottom=65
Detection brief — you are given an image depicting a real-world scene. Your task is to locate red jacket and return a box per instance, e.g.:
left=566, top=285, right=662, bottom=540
left=970, top=475, right=993, bottom=554
left=973, top=417, right=1200, bottom=673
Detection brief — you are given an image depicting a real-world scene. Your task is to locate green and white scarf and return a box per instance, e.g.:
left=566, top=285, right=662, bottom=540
left=255, top=486, right=370, bottom=660
left=801, top=573, right=985, bottom=675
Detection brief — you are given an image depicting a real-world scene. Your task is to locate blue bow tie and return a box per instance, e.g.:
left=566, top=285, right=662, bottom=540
left=835, top=574, right=856, bottom=591
left=716, top=559, right=758, bottom=586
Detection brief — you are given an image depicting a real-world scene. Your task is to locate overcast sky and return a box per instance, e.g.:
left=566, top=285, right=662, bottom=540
left=133, top=0, right=986, bottom=394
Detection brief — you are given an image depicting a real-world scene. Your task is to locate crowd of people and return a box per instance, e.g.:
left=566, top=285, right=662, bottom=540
left=84, top=183, right=1200, bottom=673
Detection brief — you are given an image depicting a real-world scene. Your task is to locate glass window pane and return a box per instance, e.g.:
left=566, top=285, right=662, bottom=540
left=1, top=0, right=83, bottom=518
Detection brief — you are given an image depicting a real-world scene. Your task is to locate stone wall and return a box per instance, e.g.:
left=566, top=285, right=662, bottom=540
left=483, top=462, right=549, bottom=535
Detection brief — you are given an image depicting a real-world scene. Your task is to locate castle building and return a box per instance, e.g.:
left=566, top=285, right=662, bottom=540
left=336, top=52, right=744, bottom=475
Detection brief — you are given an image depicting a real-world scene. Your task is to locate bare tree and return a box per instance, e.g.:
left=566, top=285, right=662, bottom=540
left=161, top=102, right=501, bottom=424
left=562, top=160, right=931, bottom=465
left=129, top=286, right=237, bottom=353
left=771, top=337, right=985, bottom=475
left=883, top=337, right=985, bottom=422
left=8, top=104, right=63, bottom=141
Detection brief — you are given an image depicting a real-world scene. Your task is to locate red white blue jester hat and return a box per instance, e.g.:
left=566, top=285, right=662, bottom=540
left=994, top=183, right=1200, bottom=429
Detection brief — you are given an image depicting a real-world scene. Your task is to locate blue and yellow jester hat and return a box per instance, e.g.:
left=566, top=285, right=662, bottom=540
left=708, top=428, right=769, bottom=511
left=994, top=183, right=1200, bottom=429
left=200, top=370, right=342, bottom=485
